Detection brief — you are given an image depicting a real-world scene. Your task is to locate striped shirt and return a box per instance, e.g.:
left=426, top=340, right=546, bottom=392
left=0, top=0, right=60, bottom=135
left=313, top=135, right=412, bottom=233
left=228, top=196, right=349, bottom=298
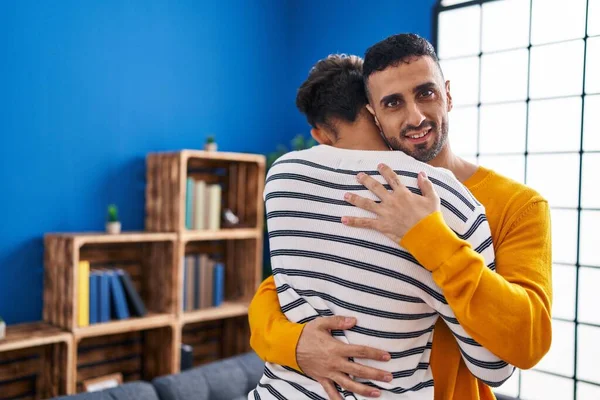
left=250, top=145, right=515, bottom=400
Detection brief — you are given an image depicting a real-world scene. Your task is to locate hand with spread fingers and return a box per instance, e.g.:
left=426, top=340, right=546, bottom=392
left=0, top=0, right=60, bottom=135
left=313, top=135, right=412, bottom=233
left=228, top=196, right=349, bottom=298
left=341, top=163, right=441, bottom=242
left=296, top=316, right=393, bottom=400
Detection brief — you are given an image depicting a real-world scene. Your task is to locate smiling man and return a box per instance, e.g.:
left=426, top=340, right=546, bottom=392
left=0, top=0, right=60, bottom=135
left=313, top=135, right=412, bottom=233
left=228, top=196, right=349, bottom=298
left=249, top=34, right=552, bottom=400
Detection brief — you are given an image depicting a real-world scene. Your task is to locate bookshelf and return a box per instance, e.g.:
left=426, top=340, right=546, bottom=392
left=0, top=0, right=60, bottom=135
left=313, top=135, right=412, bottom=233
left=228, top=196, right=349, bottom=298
left=146, top=150, right=265, bottom=369
left=181, top=302, right=248, bottom=325
left=43, top=232, right=179, bottom=332
left=145, top=150, right=265, bottom=233
left=0, top=323, right=73, bottom=399
left=0, top=150, right=266, bottom=397
left=74, top=324, right=176, bottom=393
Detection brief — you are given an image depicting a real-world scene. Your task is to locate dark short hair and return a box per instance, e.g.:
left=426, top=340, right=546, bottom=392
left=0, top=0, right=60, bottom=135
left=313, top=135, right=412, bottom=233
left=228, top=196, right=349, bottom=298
left=296, top=54, right=367, bottom=133
left=363, top=33, right=441, bottom=90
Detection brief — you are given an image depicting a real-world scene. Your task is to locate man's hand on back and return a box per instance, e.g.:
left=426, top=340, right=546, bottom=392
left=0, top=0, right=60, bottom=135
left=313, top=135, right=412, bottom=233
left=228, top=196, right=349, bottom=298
left=297, top=316, right=393, bottom=400
left=341, top=164, right=441, bottom=242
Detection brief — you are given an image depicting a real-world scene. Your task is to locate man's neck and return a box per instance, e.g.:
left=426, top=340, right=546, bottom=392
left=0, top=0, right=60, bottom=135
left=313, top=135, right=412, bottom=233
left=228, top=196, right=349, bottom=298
left=333, top=135, right=389, bottom=151
left=428, top=145, right=478, bottom=183
left=331, top=117, right=389, bottom=151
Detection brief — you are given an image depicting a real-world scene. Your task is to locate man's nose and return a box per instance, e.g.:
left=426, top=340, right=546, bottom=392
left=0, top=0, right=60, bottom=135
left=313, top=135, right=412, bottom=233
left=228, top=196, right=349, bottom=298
left=406, top=101, right=426, bottom=128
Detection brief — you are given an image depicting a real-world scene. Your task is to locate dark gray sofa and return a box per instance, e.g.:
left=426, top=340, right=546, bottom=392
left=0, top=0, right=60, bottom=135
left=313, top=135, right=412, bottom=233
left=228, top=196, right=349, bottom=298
left=52, top=351, right=517, bottom=400
left=53, top=381, right=160, bottom=400
left=153, top=351, right=264, bottom=400
left=52, top=352, right=264, bottom=400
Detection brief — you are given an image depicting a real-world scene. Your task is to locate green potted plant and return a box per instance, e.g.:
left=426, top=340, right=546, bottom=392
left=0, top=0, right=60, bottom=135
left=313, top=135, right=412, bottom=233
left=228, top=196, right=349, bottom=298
left=0, top=316, right=5, bottom=340
left=204, top=135, right=217, bottom=152
left=106, top=204, right=121, bottom=234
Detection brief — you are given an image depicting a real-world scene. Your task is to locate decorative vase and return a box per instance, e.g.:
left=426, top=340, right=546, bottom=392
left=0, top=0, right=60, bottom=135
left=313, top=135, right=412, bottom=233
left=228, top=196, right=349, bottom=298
left=204, top=142, right=218, bottom=152
left=0, top=320, right=5, bottom=340
left=106, top=221, right=121, bottom=234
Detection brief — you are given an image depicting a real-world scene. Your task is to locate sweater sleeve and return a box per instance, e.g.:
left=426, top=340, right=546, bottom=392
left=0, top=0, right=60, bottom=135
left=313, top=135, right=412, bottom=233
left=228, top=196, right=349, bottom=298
left=400, top=201, right=552, bottom=369
left=248, top=276, right=305, bottom=371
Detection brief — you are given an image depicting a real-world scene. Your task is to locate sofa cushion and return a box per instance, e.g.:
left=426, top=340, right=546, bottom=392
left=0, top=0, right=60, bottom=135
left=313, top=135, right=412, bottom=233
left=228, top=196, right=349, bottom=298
left=52, top=381, right=159, bottom=400
left=236, top=352, right=265, bottom=393
left=201, top=357, right=251, bottom=400
left=152, top=352, right=265, bottom=400
left=107, top=381, right=160, bottom=400
left=153, top=368, right=210, bottom=400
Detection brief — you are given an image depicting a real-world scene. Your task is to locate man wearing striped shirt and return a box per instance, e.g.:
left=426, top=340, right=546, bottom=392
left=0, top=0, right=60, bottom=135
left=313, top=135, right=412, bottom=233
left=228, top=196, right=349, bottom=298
left=249, top=34, right=551, bottom=400
left=249, top=50, right=514, bottom=398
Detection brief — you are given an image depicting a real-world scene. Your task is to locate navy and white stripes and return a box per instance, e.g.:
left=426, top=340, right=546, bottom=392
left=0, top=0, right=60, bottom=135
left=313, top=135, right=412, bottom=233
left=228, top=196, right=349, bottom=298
left=250, top=146, right=514, bottom=400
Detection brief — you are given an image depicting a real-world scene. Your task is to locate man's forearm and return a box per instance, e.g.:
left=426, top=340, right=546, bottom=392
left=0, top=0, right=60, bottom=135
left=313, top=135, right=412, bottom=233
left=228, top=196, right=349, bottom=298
left=401, top=205, right=552, bottom=369
left=248, top=276, right=305, bottom=371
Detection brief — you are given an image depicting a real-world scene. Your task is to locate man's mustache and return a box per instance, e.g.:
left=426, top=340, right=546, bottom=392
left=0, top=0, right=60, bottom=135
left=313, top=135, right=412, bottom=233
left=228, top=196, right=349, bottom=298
left=401, top=121, right=436, bottom=137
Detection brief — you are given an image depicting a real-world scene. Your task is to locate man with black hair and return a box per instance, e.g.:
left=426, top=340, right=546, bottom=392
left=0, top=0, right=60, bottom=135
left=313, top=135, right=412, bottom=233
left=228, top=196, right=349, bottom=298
left=248, top=48, right=523, bottom=399
left=249, top=34, right=551, bottom=400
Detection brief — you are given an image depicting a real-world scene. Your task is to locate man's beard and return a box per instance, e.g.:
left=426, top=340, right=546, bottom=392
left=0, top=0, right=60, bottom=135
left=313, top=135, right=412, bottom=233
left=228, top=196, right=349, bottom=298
left=386, top=120, right=449, bottom=163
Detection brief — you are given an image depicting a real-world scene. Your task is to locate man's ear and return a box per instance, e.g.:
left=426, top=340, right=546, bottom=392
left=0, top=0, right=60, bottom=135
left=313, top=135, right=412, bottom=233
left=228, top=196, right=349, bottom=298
left=310, top=128, right=332, bottom=145
left=366, top=105, right=382, bottom=131
left=366, top=104, right=375, bottom=116
left=445, top=80, right=453, bottom=112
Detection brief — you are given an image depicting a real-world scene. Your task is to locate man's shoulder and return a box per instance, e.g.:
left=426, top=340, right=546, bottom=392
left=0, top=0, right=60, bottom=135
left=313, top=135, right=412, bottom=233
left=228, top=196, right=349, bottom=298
left=270, top=147, right=324, bottom=165
left=474, top=168, right=547, bottom=221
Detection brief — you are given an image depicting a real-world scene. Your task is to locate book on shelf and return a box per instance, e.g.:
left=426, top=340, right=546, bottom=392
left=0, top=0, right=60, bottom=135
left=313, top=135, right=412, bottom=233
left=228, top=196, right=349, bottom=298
left=108, top=270, right=130, bottom=320
left=99, top=271, right=111, bottom=323
left=213, top=263, right=225, bottom=307
left=184, top=256, right=196, bottom=312
left=78, top=261, right=90, bottom=327
left=194, top=180, right=206, bottom=230
left=117, top=270, right=147, bottom=317
left=80, top=265, right=147, bottom=326
left=89, top=271, right=100, bottom=325
left=185, top=177, right=222, bottom=230
left=182, top=254, right=225, bottom=312
left=180, top=344, right=194, bottom=371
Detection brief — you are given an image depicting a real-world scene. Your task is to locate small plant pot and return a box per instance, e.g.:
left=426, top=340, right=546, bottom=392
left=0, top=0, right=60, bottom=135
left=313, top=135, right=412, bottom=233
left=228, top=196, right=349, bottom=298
left=0, top=320, right=5, bottom=340
left=105, top=221, right=121, bottom=234
left=204, top=142, right=218, bottom=152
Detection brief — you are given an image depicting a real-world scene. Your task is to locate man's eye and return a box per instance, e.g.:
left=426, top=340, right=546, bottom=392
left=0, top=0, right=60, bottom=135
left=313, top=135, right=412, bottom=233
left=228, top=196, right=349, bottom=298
left=386, top=100, right=400, bottom=108
left=420, top=89, right=434, bottom=98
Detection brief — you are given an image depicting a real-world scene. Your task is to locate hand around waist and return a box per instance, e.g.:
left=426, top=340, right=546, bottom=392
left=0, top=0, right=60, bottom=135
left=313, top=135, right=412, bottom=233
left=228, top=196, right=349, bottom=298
left=297, top=316, right=393, bottom=399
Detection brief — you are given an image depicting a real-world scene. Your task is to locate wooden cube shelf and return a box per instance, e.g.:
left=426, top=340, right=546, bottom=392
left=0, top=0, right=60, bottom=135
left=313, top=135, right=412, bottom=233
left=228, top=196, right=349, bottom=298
left=181, top=302, right=249, bottom=325
left=74, top=323, right=177, bottom=394
left=0, top=323, right=73, bottom=399
left=180, top=316, right=251, bottom=369
left=179, top=237, right=261, bottom=320
left=0, top=151, right=266, bottom=394
left=145, top=150, right=266, bottom=233
left=44, top=232, right=178, bottom=333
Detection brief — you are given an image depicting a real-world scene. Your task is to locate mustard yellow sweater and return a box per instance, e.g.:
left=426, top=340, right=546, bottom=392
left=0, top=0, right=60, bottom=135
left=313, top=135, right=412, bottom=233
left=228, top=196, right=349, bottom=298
left=248, top=166, right=553, bottom=400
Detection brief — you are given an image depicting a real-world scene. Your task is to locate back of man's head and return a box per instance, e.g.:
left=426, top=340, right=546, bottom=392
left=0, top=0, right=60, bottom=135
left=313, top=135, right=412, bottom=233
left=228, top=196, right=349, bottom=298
left=296, top=54, right=367, bottom=134
left=363, top=33, right=441, bottom=88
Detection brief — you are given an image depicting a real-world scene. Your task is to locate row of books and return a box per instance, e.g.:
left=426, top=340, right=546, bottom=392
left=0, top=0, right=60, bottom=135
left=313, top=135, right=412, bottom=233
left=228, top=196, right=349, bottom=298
left=185, top=178, right=222, bottom=230
left=183, top=254, right=225, bottom=311
left=78, top=261, right=147, bottom=327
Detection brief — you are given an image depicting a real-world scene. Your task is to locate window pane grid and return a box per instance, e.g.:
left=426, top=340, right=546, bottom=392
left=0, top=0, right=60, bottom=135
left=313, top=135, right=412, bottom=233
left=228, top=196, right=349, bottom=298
left=573, top=0, right=591, bottom=395
left=476, top=150, right=599, bottom=157
left=528, top=367, right=600, bottom=390
left=478, top=94, right=584, bottom=107
left=554, top=316, right=600, bottom=329
left=436, top=0, right=597, bottom=397
left=552, top=206, right=600, bottom=212
left=439, top=32, right=600, bottom=62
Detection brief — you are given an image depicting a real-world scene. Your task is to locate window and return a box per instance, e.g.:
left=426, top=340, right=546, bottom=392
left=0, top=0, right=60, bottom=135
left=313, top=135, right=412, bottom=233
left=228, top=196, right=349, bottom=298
left=434, top=0, right=600, bottom=398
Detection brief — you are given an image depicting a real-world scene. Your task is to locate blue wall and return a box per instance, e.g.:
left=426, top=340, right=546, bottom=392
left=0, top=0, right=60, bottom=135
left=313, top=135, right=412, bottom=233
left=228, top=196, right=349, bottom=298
left=0, top=0, right=436, bottom=324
